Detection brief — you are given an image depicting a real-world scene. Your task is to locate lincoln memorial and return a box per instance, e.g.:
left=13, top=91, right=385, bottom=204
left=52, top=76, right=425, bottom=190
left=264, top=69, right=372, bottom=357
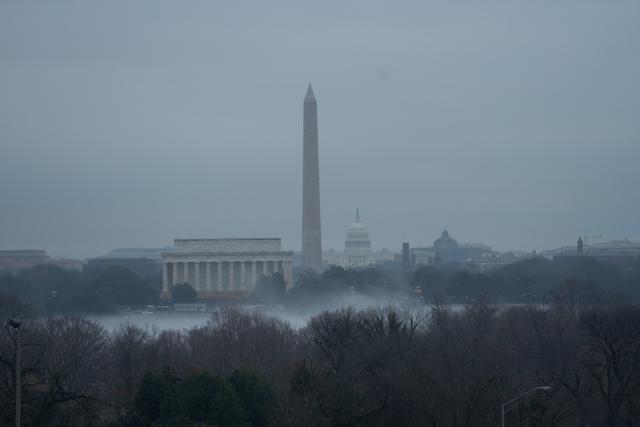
left=161, top=238, right=294, bottom=299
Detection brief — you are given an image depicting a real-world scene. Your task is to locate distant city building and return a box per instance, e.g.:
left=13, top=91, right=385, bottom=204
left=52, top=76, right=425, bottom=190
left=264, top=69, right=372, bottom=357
left=401, top=242, right=414, bottom=275
left=590, top=240, right=640, bottom=257
left=322, top=210, right=396, bottom=269
left=49, top=258, right=84, bottom=272
left=0, top=250, right=83, bottom=274
left=540, top=246, right=578, bottom=259
left=469, top=251, right=537, bottom=272
left=161, top=238, right=293, bottom=300
left=0, top=250, right=49, bottom=273
left=401, top=242, right=410, bottom=261
left=411, top=230, right=492, bottom=266
left=84, top=247, right=169, bottom=278
left=553, top=238, right=640, bottom=268
left=410, top=247, right=433, bottom=266
left=374, top=249, right=396, bottom=265
left=99, top=248, right=169, bottom=260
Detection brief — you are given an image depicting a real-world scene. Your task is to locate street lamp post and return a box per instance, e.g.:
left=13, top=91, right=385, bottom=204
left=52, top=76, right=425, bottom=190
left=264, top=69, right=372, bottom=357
left=501, top=386, right=552, bottom=427
left=8, top=319, right=21, bottom=427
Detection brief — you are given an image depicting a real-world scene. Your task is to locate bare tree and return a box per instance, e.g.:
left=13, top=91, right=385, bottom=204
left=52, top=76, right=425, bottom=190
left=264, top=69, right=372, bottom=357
left=109, top=322, right=159, bottom=417
left=579, top=307, right=640, bottom=427
left=188, top=309, right=298, bottom=391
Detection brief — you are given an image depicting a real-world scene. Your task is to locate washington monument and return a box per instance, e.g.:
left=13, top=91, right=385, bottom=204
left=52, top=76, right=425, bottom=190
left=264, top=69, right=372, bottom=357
left=302, top=84, right=322, bottom=272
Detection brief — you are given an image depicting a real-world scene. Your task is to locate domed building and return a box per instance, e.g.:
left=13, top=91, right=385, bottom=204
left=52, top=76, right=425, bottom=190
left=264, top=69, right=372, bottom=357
left=321, top=209, right=395, bottom=269
left=431, top=229, right=465, bottom=263
left=344, top=209, right=372, bottom=268
left=433, top=230, right=458, bottom=250
left=411, top=230, right=492, bottom=265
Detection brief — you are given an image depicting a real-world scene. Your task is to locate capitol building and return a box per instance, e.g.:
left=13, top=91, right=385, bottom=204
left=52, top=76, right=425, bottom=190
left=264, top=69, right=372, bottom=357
left=322, top=210, right=394, bottom=269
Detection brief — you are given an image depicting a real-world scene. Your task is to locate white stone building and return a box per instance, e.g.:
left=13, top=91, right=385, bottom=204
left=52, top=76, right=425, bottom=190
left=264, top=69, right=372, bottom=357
left=322, top=210, right=395, bottom=269
left=161, top=238, right=293, bottom=300
left=344, top=209, right=372, bottom=267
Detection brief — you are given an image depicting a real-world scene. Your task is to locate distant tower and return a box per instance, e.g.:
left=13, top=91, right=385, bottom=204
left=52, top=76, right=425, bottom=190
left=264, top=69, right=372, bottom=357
left=402, top=242, right=412, bottom=275
left=302, top=84, right=322, bottom=272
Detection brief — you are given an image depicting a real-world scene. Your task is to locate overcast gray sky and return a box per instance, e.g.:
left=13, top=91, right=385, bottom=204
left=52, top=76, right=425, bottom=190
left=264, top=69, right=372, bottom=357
left=1, top=1, right=639, bottom=258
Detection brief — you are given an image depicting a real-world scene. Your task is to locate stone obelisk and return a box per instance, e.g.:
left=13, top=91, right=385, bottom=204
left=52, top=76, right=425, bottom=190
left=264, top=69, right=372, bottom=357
left=302, top=84, right=322, bottom=272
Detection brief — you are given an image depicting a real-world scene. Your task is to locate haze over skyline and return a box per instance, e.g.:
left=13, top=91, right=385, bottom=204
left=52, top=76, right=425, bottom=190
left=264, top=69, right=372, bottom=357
left=1, top=1, right=639, bottom=259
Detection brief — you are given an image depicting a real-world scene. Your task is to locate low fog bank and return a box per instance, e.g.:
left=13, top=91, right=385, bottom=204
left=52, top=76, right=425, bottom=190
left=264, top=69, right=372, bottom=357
left=86, top=297, right=526, bottom=332
left=262, top=292, right=417, bottom=329
left=87, top=296, right=428, bottom=331
left=0, top=256, right=638, bottom=326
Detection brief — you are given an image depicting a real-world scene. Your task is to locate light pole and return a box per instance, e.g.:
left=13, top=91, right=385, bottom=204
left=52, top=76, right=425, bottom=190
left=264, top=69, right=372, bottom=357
left=8, top=319, right=21, bottom=427
left=501, top=385, right=552, bottom=427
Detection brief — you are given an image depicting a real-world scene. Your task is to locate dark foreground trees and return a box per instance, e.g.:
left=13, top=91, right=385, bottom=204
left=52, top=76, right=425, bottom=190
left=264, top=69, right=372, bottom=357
left=0, top=303, right=111, bottom=426
left=3, top=292, right=640, bottom=426
left=130, top=368, right=276, bottom=426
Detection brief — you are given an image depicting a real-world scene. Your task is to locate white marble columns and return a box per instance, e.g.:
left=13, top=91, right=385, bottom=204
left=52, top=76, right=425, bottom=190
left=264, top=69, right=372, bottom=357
left=162, top=263, right=168, bottom=293
left=161, top=258, right=294, bottom=296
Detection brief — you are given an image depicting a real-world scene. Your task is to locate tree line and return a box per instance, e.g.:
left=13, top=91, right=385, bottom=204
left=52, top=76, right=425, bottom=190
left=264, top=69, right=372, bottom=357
left=0, top=265, right=160, bottom=313
left=411, top=256, right=640, bottom=305
left=286, top=256, right=640, bottom=309
left=0, top=255, right=638, bottom=313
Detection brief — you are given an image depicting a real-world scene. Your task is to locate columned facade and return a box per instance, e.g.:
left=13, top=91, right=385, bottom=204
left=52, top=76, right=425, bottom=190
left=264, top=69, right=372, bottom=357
left=161, top=238, right=294, bottom=299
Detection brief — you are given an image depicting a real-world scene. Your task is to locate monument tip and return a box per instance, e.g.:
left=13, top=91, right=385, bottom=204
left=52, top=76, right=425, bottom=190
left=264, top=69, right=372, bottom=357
left=304, top=83, right=316, bottom=104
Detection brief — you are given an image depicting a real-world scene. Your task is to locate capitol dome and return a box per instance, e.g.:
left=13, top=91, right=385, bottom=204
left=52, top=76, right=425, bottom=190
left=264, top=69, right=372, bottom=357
left=345, top=209, right=372, bottom=260
left=347, top=210, right=369, bottom=238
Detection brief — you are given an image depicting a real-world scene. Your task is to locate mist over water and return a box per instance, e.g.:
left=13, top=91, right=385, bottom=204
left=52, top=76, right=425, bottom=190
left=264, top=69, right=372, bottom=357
left=86, top=311, right=212, bottom=332
left=87, top=297, right=463, bottom=331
